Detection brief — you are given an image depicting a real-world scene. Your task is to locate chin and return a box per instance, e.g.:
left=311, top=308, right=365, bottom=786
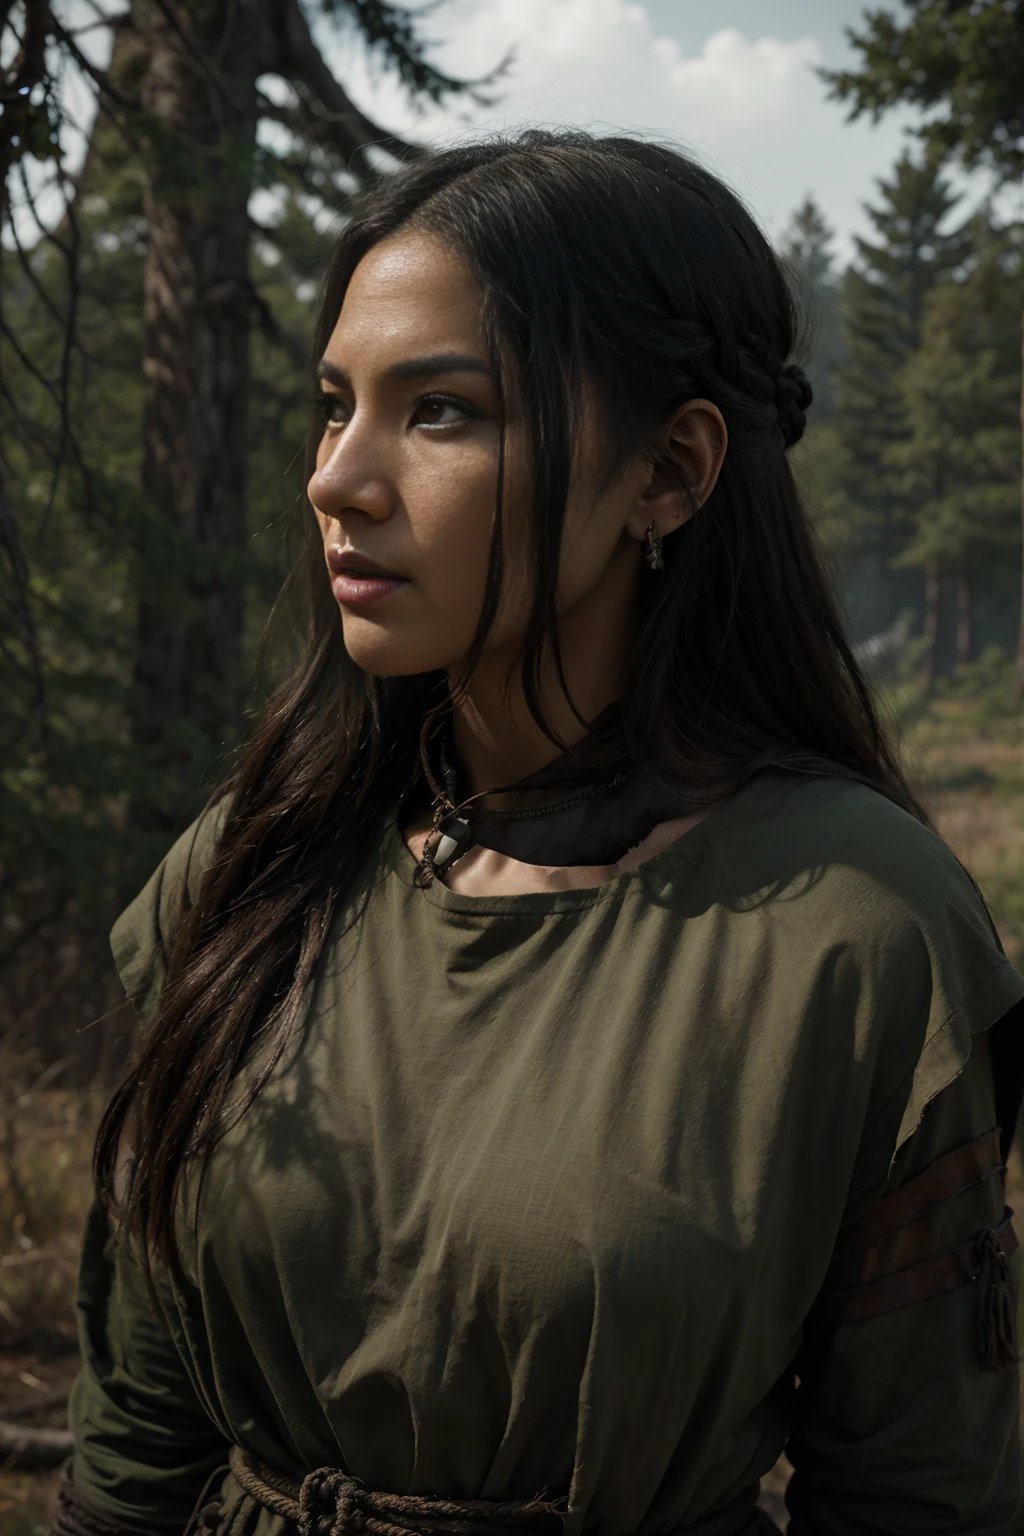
left=340, top=619, right=457, bottom=679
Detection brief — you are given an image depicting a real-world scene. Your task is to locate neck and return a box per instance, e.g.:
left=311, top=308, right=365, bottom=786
left=447, top=551, right=637, bottom=800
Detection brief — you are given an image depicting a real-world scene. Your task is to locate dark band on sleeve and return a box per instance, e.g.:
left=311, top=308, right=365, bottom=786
left=826, top=1130, right=1006, bottom=1290
left=823, top=1207, right=1017, bottom=1324
left=831, top=1128, right=1003, bottom=1258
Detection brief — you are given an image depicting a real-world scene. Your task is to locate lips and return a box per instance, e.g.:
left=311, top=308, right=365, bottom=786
left=326, top=546, right=403, bottom=579
left=327, top=546, right=408, bottom=609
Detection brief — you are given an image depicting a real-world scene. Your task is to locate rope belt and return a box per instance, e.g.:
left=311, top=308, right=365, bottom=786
left=211, top=1448, right=767, bottom=1536
left=224, top=1447, right=567, bottom=1536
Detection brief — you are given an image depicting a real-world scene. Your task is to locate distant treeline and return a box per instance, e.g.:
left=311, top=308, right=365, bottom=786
left=783, top=155, right=1022, bottom=686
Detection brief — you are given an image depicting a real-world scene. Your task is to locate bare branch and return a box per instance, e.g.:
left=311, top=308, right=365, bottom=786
left=0, top=307, right=68, bottom=407
left=255, top=85, right=381, bottom=171
left=0, top=1417, right=74, bottom=1469
left=6, top=207, right=79, bottom=339
left=269, top=0, right=420, bottom=173
left=0, top=379, right=59, bottom=458
left=146, top=0, right=262, bottom=120
left=0, top=0, right=48, bottom=101
left=48, top=13, right=142, bottom=113
left=16, top=158, right=72, bottom=259
left=0, top=471, right=48, bottom=743
left=41, top=169, right=82, bottom=532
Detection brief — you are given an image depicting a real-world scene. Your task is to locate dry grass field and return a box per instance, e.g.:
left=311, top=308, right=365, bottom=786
left=0, top=678, right=1021, bottom=1533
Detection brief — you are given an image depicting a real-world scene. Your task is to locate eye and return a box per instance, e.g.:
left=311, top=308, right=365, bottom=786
left=412, top=395, right=473, bottom=428
left=317, top=392, right=349, bottom=428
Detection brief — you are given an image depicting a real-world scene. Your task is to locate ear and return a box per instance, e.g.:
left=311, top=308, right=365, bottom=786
left=624, top=399, right=728, bottom=545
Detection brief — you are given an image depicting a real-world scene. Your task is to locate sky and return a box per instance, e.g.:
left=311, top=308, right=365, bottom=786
left=314, top=0, right=930, bottom=266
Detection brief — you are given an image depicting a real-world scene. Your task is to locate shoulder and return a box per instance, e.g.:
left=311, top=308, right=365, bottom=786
left=110, top=796, right=233, bottom=1030
left=719, top=772, right=990, bottom=945
left=707, top=773, right=1024, bottom=1162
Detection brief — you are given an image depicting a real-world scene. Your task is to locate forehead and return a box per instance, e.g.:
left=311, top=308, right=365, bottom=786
left=327, top=231, right=486, bottom=358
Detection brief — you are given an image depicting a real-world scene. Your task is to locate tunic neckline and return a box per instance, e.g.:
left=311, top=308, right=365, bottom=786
left=384, top=774, right=758, bottom=918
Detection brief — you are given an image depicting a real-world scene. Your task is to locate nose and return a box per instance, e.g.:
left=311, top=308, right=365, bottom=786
left=307, top=417, right=397, bottom=524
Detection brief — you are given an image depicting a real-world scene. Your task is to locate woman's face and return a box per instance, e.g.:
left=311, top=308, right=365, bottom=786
left=308, top=230, right=656, bottom=680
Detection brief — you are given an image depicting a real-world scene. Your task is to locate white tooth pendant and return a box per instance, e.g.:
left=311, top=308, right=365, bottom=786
left=434, top=832, right=461, bottom=866
left=431, top=814, right=471, bottom=869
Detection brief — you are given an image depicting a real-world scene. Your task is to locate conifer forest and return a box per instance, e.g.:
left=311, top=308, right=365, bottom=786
left=1, top=0, right=1024, bottom=1521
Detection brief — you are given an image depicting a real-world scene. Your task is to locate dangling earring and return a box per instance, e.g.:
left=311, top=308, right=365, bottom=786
left=644, top=522, right=664, bottom=571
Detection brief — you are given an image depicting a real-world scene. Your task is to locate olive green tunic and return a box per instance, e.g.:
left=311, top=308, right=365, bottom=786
left=69, top=773, right=1024, bottom=1534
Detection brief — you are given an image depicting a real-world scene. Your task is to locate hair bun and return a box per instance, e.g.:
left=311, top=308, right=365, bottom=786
left=775, top=363, right=813, bottom=449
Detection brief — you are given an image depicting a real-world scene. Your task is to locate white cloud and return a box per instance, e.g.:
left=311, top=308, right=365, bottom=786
left=317, top=0, right=920, bottom=263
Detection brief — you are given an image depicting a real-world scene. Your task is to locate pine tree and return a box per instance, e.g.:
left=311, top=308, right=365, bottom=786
left=781, top=200, right=864, bottom=593
left=839, top=153, right=965, bottom=511
left=780, top=195, right=844, bottom=418
left=825, top=0, right=1024, bottom=698
left=835, top=152, right=966, bottom=651
left=888, top=217, right=1022, bottom=686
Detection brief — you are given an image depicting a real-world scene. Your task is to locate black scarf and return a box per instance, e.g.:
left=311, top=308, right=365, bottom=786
left=416, top=711, right=697, bottom=881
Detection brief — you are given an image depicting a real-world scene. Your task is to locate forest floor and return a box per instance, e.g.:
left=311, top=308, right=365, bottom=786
left=0, top=1086, right=95, bottom=1532
left=0, top=681, right=1022, bottom=1533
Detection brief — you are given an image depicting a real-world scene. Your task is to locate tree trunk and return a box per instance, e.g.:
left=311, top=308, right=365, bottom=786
left=922, top=555, right=940, bottom=694
left=955, top=551, right=972, bottom=670
left=1013, top=308, right=1024, bottom=705
left=130, top=0, right=269, bottom=832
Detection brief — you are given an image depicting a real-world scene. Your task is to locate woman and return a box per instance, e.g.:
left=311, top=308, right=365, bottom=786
left=58, top=132, right=1022, bottom=1536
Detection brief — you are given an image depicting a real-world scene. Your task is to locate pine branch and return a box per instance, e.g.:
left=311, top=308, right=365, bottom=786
left=269, top=0, right=420, bottom=171
left=322, top=0, right=509, bottom=106
left=5, top=202, right=82, bottom=341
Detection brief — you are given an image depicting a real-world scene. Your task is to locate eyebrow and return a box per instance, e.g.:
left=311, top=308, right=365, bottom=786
left=316, top=353, right=492, bottom=388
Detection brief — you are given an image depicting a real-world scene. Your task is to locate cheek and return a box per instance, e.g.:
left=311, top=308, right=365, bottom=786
left=408, top=453, right=496, bottom=633
left=340, top=449, right=498, bottom=677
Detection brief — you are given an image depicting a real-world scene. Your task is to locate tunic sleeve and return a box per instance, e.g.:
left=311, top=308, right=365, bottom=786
left=68, top=1202, right=229, bottom=1531
left=110, top=797, right=232, bottom=1031
left=67, top=802, right=234, bottom=1529
left=785, top=1034, right=1022, bottom=1535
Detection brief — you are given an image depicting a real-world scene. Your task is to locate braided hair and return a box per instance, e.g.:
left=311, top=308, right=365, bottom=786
left=775, top=363, right=813, bottom=448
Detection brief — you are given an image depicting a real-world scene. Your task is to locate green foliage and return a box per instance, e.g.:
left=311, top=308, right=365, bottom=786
left=780, top=195, right=845, bottom=418
left=826, top=0, right=1024, bottom=180
left=836, top=152, right=966, bottom=550
left=889, top=217, right=1022, bottom=578
left=789, top=154, right=981, bottom=644
left=2, top=167, right=329, bottom=910
left=322, top=0, right=504, bottom=102
left=2, top=190, right=141, bottom=888
left=790, top=420, right=865, bottom=561
left=821, top=0, right=1024, bottom=695
left=935, top=644, right=1019, bottom=713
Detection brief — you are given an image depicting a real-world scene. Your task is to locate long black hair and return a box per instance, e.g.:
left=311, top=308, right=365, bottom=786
left=96, top=130, right=927, bottom=1269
